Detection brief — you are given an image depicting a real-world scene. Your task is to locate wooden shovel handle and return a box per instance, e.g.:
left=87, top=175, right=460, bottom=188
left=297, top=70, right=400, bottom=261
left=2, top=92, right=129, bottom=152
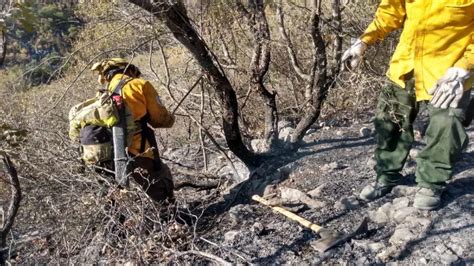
left=251, top=195, right=323, bottom=233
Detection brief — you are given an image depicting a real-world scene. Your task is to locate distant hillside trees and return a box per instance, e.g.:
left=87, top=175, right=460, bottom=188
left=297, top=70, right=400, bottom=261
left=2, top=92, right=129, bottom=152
left=0, top=1, right=83, bottom=86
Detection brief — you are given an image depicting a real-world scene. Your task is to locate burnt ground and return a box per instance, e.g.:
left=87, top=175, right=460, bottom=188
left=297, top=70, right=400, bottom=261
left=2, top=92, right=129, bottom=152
left=172, top=118, right=474, bottom=264
left=2, top=115, right=473, bottom=264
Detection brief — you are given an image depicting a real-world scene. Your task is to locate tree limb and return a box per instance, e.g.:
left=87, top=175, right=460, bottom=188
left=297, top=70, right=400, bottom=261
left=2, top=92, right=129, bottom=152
left=0, top=154, right=22, bottom=264
left=237, top=0, right=278, bottom=149
left=276, top=1, right=311, bottom=82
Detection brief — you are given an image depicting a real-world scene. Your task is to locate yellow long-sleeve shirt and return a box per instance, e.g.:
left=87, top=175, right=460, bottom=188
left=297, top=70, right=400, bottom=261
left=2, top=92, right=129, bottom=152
left=360, top=0, right=474, bottom=101
left=108, top=74, right=174, bottom=157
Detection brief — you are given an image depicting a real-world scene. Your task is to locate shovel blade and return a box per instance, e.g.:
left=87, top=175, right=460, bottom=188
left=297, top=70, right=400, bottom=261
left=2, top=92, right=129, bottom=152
left=311, top=217, right=369, bottom=253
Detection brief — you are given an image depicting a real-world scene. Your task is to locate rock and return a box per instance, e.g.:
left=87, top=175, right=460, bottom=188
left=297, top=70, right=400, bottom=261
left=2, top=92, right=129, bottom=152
left=280, top=187, right=307, bottom=203
left=376, top=246, right=398, bottom=262
left=407, top=217, right=431, bottom=228
left=229, top=204, right=254, bottom=224
left=392, top=207, right=417, bottom=223
left=279, top=127, right=294, bottom=142
left=320, top=161, right=345, bottom=172
left=251, top=222, right=265, bottom=236
left=368, top=242, right=385, bottom=253
left=356, top=257, right=368, bottom=265
left=279, top=186, right=326, bottom=209
left=335, top=196, right=360, bottom=210
left=435, top=244, right=447, bottom=254
left=392, top=197, right=410, bottom=210
left=419, top=258, right=428, bottom=264
left=360, top=127, right=372, bottom=137
left=369, top=202, right=392, bottom=224
left=263, top=184, right=278, bottom=198
left=284, top=203, right=307, bottom=213
left=251, top=138, right=268, bottom=153
left=440, top=253, right=459, bottom=264
left=265, top=197, right=283, bottom=206
left=366, top=157, right=376, bottom=168
left=336, top=130, right=344, bottom=136
left=216, top=161, right=250, bottom=183
left=389, top=228, right=416, bottom=245
left=446, top=242, right=464, bottom=256
left=352, top=239, right=369, bottom=250
left=300, top=196, right=326, bottom=209
left=392, top=185, right=418, bottom=197
left=278, top=120, right=293, bottom=130
left=369, top=210, right=387, bottom=225
left=307, top=183, right=328, bottom=198
left=224, top=230, right=241, bottom=245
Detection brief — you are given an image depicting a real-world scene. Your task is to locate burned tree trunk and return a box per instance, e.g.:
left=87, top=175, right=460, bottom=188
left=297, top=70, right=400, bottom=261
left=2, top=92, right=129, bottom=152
left=236, top=0, right=278, bottom=150
left=277, top=0, right=342, bottom=147
left=291, top=0, right=328, bottom=145
left=128, top=0, right=262, bottom=167
left=0, top=29, right=6, bottom=68
left=0, top=154, right=22, bottom=264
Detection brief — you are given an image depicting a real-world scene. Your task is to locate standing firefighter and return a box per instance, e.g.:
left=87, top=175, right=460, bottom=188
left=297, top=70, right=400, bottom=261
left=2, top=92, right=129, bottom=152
left=90, top=58, right=175, bottom=202
left=341, top=0, right=473, bottom=210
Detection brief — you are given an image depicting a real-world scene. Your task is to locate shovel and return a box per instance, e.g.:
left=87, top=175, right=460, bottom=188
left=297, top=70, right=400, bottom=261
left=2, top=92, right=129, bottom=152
left=251, top=195, right=369, bottom=253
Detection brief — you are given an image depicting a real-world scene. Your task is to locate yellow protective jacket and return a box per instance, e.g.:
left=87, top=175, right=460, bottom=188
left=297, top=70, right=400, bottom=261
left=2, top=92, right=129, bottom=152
left=108, top=74, right=174, bottom=158
left=360, top=0, right=474, bottom=101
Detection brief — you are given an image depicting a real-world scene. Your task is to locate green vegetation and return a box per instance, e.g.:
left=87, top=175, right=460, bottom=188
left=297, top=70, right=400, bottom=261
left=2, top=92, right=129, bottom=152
left=1, top=1, right=83, bottom=88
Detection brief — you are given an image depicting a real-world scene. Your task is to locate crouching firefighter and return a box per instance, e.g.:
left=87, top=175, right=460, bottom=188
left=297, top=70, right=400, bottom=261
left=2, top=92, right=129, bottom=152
left=70, top=58, right=175, bottom=202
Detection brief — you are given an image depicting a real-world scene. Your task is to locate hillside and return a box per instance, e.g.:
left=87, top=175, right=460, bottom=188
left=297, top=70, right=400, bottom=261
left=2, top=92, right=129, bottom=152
left=1, top=0, right=473, bottom=264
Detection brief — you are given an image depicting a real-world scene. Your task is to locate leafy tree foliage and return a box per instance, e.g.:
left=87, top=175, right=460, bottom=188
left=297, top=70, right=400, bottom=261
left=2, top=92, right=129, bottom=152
left=1, top=1, right=84, bottom=87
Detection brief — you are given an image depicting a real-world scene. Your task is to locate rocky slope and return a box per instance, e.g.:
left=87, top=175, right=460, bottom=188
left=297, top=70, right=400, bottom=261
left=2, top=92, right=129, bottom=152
left=179, top=117, right=474, bottom=264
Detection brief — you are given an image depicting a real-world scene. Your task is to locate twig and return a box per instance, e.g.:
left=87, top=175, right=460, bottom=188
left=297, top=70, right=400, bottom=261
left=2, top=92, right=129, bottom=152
left=176, top=249, right=232, bottom=265
left=172, top=75, right=203, bottom=114
left=199, top=79, right=208, bottom=171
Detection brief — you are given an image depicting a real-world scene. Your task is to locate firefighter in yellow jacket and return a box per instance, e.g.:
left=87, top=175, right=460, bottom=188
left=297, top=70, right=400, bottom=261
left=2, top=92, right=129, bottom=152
left=91, top=58, right=175, bottom=202
left=342, top=0, right=473, bottom=209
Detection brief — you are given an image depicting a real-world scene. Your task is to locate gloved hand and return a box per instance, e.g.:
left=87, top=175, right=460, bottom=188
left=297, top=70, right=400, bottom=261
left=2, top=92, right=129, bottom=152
left=428, top=67, right=471, bottom=109
left=341, top=39, right=368, bottom=71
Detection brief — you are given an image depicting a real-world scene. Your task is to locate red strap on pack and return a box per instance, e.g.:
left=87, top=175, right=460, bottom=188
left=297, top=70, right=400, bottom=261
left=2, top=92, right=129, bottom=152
left=112, top=95, right=124, bottom=109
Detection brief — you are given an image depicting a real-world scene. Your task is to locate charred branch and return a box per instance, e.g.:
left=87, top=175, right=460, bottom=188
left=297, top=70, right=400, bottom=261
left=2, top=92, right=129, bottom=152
left=236, top=0, right=278, bottom=148
left=276, top=2, right=312, bottom=82
left=0, top=155, right=22, bottom=264
left=291, top=0, right=331, bottom=145
left=331, top=0, right=343, bottom=75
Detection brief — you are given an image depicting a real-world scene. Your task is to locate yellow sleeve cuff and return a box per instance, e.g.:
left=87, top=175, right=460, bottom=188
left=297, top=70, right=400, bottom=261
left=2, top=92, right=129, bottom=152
left=360, top=33, right=377, bottom=46
left=454, top=58, right=472, bottom=71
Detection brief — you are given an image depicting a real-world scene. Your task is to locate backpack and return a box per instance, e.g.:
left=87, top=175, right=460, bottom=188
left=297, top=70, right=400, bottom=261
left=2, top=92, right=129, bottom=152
left=69, top=79, right=135, bottom=166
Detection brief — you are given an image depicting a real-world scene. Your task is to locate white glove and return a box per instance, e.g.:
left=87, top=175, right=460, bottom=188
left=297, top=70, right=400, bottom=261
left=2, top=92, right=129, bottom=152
left=341, top=39, right=368, bottom=71
left=428, top=67, right=471, bottom=109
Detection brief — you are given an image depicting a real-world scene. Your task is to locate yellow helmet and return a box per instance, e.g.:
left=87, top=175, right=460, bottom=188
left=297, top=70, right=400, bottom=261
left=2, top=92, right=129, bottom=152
left=91, top=58, right=133, bottom=84
left=91, top=58, right=130, bottom=74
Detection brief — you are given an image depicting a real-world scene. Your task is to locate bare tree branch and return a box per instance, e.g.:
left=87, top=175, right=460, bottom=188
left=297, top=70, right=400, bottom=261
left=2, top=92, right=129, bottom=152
left=276, top=1, right=312, bottom=82
left=0, top=154, right=22, bottom=264
left=290, top=0, right=332, bottom=145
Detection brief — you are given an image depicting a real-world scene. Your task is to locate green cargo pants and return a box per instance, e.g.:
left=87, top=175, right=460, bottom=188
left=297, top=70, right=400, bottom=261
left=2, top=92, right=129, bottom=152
left=374, top=78, right=470, bottom=191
